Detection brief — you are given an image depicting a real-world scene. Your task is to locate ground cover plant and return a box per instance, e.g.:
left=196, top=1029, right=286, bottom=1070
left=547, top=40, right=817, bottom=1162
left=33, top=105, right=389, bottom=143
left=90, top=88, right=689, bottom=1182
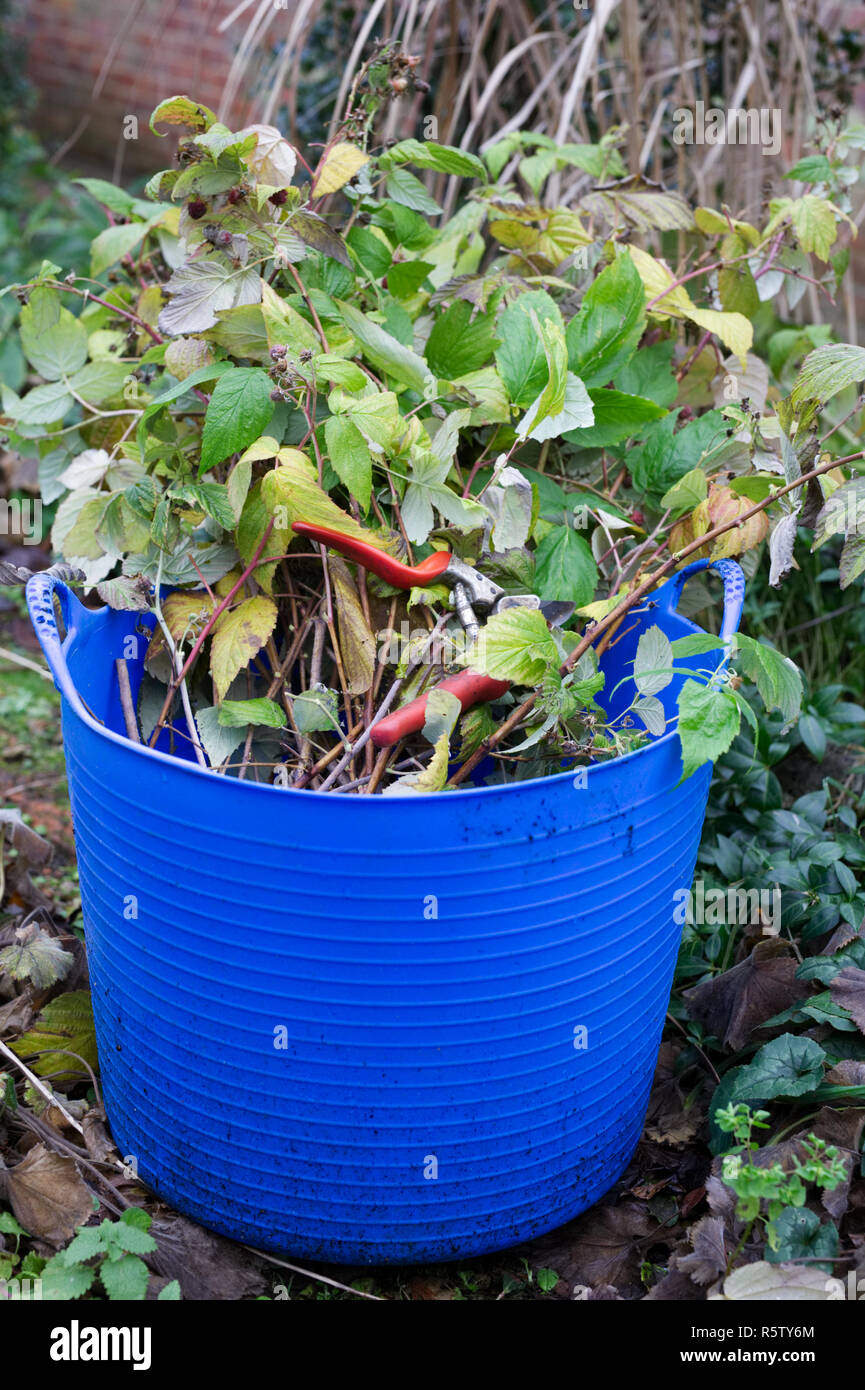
left=3, top=56, right=865, bottom=794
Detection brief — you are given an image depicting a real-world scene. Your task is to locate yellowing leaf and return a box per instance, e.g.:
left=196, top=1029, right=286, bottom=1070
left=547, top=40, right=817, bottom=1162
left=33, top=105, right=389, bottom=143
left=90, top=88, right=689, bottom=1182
left=627, top=245, right=752, bottom=368
left=383, top=733, right=450, bottom=795
left=330, top=556, right=375, bottom=694
left=210, top=595, right=278, bottom=699
left=261, top=450, right=389, bottom=550
left=312, top=142, right=369, bottom=197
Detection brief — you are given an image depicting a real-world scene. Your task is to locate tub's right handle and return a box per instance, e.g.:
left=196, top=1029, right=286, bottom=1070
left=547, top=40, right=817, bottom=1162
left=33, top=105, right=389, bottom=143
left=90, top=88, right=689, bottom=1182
left=25, top=572, right=91, bottom=719
left=652, top=558, right=745, bottom=642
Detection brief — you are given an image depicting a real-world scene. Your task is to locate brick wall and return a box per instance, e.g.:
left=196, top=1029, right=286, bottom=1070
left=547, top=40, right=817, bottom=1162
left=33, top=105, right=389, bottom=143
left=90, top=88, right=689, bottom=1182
left=9, top=0, right=251, bottom=176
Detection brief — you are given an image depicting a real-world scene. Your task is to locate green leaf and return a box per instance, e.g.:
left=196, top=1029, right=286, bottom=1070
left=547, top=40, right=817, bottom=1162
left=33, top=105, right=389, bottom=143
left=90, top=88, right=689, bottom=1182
left=100, top=1253, right=150, bottom=1301
left=90, top=221, right=154, bottom=279
left=767, top=1208, right=838, bottom=1272
left=261, top=447, right=385, bottom=549
left=495, top=291, right=564, bottom=407
left=159, top=259, right=262, bottom=335
left=464, top=606, right=559, bottom=686
left=732, top=635, right=802, bottom=731
left=629, top=410, right=729, bottom=496
left=382, top=138, right=485, bottom=180
left=422, top=688, right=462, bottom=745
left=385, top=168, right=442, bottom=215
left=199, top=368, right=275, bottom=474
left=677, top=679, right=740, bottom=780
left=193, top=706, right=246, bottom=766
left=634, top=625, right=674, bottom=696
left=424, top=300, right=499, bottom=379
left=387, top=260, right=434, bottom=299
left=217, top=697, right=287, bottom=729
left=661, top=467, right=708, bottom=511
left=324, top=415, right=372, bottom=512
left=565, top=252, right=646, bottom=387
left=534, top=525, right=598, bottom=606
left=210, top=595, right=279, bottom=699
left=790, top=343, right=865, bottom=407
left=159, top=1279, right=182, bottom=1300
left=171, top=482, right=235, bottom=529
left=150, top=95, right=217, bottom=135
left=383, top=732, right=450, bottom=795
left=790, top=194, right=839, bottom=261
left=840, top=534, right=865, bottom=590
left=400, top=452, right=487, bottom=544
left=563, top=388, right=665, bottom=448
left=520, top=372, right=594, bottom=443
left=0, top=930, right=74, bottom=989
left=11, top=991, right=98, bottom=1081
left=292, top=685, right=340, bottom=734
left=4, top=379, right=74, bottom=425
left=136, top=360, right=234, bottom=453
left=784, top=155, right=834, bottom=184
left=20, top=302, right=87, bottom=380
left=632, top=695, right=666, bottom=736
left=68, top=358, right=131, bottom=406
left=336, top=300, right=435, bottom=396
left=74, top=177, right=137, bottom=216
left=40, top=1255, right=96, bottom=1301
left=615, top=338, right=677, bottom=406
left=731, top=1034, right=826, bottom=1101
left=347, top=226, right=392, bottom=279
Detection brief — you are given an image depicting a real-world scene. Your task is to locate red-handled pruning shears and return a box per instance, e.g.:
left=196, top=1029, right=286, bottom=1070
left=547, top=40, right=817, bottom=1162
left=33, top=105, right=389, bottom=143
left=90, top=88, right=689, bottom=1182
left=293, top=522, right=574, bottom=748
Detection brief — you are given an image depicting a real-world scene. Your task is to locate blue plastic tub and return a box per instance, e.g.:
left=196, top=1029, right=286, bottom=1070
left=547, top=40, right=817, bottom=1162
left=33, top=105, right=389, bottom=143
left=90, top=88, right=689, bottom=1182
left=27, top=557, right=743, bottom=1264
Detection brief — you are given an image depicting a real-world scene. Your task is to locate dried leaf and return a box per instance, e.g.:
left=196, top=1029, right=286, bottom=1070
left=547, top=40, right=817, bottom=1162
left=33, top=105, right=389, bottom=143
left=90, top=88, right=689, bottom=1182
left=5, top=1145, right=93, bottom=1247
left=830, top=967, right=865, bottom=1034
left=685, top=939, right=807, bottom=1050
left=711, top=1260, right=837, bottom=1301
left=329, top=556, right=375, bottom=695
left=677, top=1216, right=727, bottom=1285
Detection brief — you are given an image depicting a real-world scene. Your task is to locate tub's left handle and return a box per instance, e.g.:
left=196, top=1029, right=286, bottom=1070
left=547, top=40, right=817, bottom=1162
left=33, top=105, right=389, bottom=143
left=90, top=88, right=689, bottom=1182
left=25, top=572, right=90, bottom=718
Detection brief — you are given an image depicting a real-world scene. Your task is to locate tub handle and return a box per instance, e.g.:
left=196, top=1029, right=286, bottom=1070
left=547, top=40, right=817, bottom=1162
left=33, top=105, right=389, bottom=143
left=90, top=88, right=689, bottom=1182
left=25, top=573, right=91, bottom=719
left=653, top=558, right=745, bottom=642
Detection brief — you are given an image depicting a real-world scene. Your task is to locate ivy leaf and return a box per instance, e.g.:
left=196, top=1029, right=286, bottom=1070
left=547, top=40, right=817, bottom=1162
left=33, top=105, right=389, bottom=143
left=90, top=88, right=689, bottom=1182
left=731, top=634, right=802, bottom=731
left=565, top=251, right=646, bottom=387
left=199, top=368, right=274, bottom=474
left=731, top=1033, right=826, bottom=1101
left=634, top=625, right=674, bottom=696
left=324, top=415, right=372, bottom=512
left=210, top=595, right=279, bottom=699
left=464, top=606, right=558, bottom=686
left=677, top=679, right=740, bottom=780
left=217, top=697, right=286, bottom=729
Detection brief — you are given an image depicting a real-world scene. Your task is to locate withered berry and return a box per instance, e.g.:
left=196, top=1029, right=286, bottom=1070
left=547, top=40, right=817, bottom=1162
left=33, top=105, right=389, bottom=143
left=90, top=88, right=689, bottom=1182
left=187, top=199, right=207, bottom=219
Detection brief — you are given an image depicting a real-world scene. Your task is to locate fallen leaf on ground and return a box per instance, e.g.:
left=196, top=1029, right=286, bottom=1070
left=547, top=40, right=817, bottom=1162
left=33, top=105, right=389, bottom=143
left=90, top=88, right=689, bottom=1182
left=830, top=967, right=865, bottom=1033
left=2, top=1144, right=93, bottom=1246
left=677, top=1215, right=727, bottom=1285
left=711, top=1260, right=837, bottom=1300
left=685, top=939, right=806, bottom=1050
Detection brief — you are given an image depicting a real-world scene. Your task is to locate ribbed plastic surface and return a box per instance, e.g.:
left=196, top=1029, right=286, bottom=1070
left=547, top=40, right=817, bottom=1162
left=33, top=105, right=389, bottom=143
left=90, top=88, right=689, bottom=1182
left=28, top=560, right=743, bottom=1264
